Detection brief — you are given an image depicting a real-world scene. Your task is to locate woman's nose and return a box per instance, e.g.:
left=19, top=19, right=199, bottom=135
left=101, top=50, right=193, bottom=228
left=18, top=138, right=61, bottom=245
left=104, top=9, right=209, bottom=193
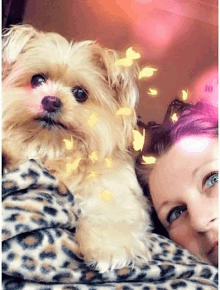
left=189, top=197, right=217, bottom=233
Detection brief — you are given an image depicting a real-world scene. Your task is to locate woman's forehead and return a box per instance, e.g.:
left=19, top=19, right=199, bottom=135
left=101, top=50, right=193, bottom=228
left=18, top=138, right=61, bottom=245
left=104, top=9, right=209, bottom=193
left=174, top=136, right=218, bottom=154
left=159, top=136, right=217, bottom=167
left=149, top=137, right=218, bottom=191
left=148, top=137, right=218, bottom=211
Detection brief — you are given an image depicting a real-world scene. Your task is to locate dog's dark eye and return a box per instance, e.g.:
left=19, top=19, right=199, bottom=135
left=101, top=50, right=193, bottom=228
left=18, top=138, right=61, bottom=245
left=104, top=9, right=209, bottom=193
left=72, top=86, right=88, bottom=103
left=31, top=74, right=46, bottom=88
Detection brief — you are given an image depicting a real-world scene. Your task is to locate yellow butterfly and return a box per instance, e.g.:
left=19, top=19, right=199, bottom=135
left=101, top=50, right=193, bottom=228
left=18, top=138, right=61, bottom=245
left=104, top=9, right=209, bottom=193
left=133, top=129, right=145, bottom=151
left=100, top=190, right=113, bottom=202
left=87, top=171, right=98, bottom=179
left=171, top=113, right=178, bottom=122
left=139, top=67, right=158, bottom=79
left=63, top=136, right=74, bottom=150
left=87, top=112, right=98, bottom=127
left=181, top=90, right=188, bottom=101
left=66, top=157, right=82, bottom=174
left=114, top=47, right=141, bottom=67
left=116, top=107, right=132, bottom=116
left=126, top=47, right=141, bottom=60
left=148, top=88, right=158, bottom=96
left=142, top=156, right=156, bottom=164
left=114, top=58, right=133, bottom=67
left=89, top=151, right=99, bottom=163
left=105, top=157, right=113, bottom=168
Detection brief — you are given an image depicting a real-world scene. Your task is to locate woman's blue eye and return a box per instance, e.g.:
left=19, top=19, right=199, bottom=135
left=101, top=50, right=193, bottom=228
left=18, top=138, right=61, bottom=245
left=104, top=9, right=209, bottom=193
left=167, top=206, right=187, bottom=224
left=204, top=172, right=218, bottom=188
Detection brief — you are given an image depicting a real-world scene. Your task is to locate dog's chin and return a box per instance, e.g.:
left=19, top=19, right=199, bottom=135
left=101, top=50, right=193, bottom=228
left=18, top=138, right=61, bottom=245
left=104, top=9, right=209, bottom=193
left=34, top=115, right=67, bottom=130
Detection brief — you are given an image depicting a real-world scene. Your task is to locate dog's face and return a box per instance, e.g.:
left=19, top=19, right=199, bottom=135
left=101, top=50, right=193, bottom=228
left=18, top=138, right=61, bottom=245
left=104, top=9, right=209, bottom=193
left=2, top=25, right=139, bottom=163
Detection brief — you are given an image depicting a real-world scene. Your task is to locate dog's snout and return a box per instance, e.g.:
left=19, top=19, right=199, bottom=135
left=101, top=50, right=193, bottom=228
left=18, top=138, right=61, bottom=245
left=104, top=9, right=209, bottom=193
left=41, top=96, right=61, bottom=113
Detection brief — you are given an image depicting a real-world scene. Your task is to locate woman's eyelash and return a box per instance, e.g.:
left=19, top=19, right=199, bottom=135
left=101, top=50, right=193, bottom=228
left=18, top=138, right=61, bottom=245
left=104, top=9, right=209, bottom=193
left=203, top=171, right=218, bottom=188
left=166, top=205, right=187, bottom=224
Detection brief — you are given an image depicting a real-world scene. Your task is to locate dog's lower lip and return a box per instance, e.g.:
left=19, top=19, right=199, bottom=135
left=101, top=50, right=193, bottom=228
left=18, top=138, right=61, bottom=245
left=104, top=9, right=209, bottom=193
left=35, top=116, right=67, bottom=130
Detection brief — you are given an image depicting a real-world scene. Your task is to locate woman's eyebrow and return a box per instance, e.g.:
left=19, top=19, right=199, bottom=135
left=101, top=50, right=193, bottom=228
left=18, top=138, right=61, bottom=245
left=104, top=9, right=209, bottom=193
left=158, top=200, right=171, bottom=214
left=192, top=159, right=218, bottom=177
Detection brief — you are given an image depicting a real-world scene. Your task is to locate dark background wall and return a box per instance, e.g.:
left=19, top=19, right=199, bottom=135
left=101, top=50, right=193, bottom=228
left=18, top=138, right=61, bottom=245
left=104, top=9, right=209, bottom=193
left=2, top=0, right=28, bottom=29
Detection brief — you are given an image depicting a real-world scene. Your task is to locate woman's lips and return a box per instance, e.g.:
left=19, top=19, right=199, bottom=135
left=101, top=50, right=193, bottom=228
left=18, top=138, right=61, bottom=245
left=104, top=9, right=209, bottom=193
left=207, top=242, right=218, bottom=267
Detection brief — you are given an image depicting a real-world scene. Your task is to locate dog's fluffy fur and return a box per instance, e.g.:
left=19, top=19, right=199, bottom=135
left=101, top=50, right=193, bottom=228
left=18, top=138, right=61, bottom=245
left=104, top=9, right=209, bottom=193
left=2, top=25, right=151, bottom=272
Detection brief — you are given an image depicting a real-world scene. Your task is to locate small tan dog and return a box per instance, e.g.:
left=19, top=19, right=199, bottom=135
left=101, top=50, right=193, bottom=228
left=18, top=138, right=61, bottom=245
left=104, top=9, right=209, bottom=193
left=2, top=25, right=151, bottom=272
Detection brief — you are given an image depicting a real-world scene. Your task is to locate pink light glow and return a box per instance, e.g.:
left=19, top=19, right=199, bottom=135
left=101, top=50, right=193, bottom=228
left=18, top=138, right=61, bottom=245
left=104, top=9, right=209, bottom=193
left=155, top=24, right=168, bottom=40
left=136, top=17, right=173, bottom=48
left=190, top=66, right=218, bottom=107
left=132, top=8, right=191, bottom=60
left=177, top=137, right=211, bottom=154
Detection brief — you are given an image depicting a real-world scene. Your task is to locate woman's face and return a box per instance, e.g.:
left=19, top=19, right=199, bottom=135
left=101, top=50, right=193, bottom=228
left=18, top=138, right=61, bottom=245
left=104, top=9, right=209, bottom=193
left=149, top=136, right=218, bottom=266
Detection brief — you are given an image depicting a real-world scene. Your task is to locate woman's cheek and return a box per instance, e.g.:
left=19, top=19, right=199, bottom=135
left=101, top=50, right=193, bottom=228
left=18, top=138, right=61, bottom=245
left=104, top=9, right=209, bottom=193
left=169, top=224, right=191, bottom=249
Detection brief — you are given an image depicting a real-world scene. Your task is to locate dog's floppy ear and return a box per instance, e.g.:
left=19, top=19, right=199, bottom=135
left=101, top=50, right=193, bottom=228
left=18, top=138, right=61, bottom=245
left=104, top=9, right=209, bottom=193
left=2, top=24, right=39, bottom=65
left=94, top=45, right=140, bottom=110
left=92, top=44, right=140, bottom=145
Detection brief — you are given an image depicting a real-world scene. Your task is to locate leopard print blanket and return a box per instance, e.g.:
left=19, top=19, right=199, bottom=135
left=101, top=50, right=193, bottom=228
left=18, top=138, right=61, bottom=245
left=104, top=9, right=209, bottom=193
left=2, top=160, right=218, bottom=290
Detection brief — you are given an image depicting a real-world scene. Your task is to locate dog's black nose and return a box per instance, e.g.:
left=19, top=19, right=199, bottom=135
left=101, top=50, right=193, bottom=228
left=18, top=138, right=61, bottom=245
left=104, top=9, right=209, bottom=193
left=41, top=96, right=61, bottom=113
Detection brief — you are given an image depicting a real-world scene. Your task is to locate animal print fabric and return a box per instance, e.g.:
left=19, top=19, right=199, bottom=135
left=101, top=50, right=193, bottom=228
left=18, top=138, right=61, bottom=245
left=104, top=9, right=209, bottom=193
left=2, top=160, right=218, bottom=290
